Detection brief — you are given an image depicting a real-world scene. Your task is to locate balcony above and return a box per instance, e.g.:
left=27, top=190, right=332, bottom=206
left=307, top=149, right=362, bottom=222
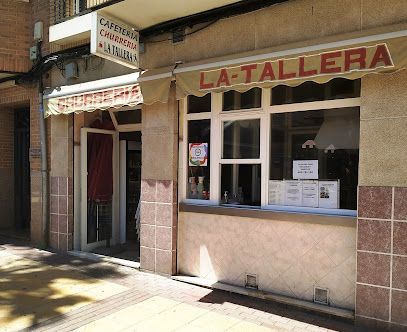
left=50, top=0, right=243, bottom=45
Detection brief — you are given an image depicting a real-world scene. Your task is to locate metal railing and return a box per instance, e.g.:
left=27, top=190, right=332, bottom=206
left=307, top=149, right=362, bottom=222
left=52, top=0, right=116, bottom=24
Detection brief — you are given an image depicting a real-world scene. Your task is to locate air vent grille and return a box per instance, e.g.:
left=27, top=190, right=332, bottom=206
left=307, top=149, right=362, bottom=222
left=245, top=274, right=258, bottom=289
left=314, top=286, right=329, bottom=305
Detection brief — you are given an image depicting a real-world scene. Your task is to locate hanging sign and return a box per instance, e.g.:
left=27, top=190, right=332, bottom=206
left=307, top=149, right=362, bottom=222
left=91, top=13, right=139, bottom=69
left=189, top=143, right=208, bottom=166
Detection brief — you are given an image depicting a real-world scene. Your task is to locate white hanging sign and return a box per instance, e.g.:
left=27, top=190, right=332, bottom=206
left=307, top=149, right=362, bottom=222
left=91, top=13, right=139, bottom=69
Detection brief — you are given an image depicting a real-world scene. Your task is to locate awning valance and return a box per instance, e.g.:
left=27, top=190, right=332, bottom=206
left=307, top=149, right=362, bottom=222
left=175, top=34, right=407, bottom=98
left=138, top=66, right=174, bottom=105
left=45, top=83, right=142, bottom=117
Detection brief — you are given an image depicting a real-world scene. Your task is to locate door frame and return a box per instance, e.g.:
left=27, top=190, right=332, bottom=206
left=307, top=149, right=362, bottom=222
left=80, top=127, right=119, bottom=251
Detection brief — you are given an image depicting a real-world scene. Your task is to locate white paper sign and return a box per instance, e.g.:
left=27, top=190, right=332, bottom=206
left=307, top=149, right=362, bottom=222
left=268, top=180, right=285, bottom=205
left=293, top=160, right=318, bottom=180
left=91, top=13, right=139, bottom=69
left=318, top=180, right=340, bottom=209
left=284, top=180, right=302, bottom=206
left=301, top=180, right=319, bottom=207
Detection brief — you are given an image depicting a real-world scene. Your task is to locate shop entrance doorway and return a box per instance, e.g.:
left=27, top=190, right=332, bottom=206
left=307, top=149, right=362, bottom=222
left=79, top=108, right=142, bottom=263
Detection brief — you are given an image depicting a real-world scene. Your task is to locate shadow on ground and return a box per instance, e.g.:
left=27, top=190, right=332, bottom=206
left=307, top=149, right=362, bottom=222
left=198, top=289, right=365, bottom=332
left=0, top=236, right=126, bottom=331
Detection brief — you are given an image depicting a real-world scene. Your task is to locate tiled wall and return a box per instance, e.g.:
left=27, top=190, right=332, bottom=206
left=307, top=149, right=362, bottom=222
left=140, top=179, right=177, bottom=275
left=356, top=186, right=407, bottom=328
left=178, top=212, right=356, bottom=310
left=50, top=176, right=73, bottom=251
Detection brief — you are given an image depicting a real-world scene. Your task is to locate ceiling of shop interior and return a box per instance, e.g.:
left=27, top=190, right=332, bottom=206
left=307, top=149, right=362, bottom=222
left=101, top=0, right=244, bottom=30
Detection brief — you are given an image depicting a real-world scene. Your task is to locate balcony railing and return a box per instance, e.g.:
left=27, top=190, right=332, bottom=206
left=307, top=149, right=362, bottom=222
left=52, top=0, right=117, bottom=24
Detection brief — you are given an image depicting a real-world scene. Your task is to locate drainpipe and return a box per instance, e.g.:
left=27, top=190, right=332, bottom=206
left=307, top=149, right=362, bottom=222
left=37, top=43, right=49, bottom=248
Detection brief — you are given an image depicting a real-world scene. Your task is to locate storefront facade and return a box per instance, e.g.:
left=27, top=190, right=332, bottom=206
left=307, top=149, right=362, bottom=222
left=136, top=2, right=407, bottom=329
left=46, top=0, right=407, bottom=330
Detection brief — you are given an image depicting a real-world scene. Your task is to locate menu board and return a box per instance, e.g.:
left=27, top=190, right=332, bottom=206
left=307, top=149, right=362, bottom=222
left=284, top=180, right=302, bottom=206
left=267, top=179, right=340, bottom=209
left=302, top=180, right=319, bottom=207
left=268, top=180, right=285, bottom=205
left=318, top=180, right=340, bottom=209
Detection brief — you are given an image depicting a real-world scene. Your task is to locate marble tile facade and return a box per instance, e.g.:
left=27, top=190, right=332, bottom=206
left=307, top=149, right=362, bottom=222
left=356, top=186, right=407, bottom=328
left=178, top=212, right=356, bottom=310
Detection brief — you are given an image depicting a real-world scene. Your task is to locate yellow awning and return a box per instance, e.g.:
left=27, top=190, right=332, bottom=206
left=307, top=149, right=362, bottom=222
left=45, top=83, right=142, bottom=117
left=175, top=38, right=406, bottom=99
left=138, top=66, right=174, bottom=105
left=173, top=24, right=407, bottom=99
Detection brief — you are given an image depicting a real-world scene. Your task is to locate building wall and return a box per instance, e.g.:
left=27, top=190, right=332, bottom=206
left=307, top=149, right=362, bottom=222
left=178, top=212, right=356, bottom=310
left=139, top=85, right=178, bottom=275
left=0, top=107, right=15, bottom=229
left=0, top=0, right=51, bottom=246
left=140, top=0, right=407, bottom=69
left=0, top=0, right=32, bottom=73
left=355, top=70, right=407, bottom=329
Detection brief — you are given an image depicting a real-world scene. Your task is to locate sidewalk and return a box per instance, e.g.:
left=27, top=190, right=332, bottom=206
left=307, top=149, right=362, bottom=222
left=0, top=237, right=359, bottom=332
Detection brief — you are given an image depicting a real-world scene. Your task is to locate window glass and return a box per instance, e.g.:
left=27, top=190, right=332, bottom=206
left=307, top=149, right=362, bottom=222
left=223, top=119, right=260, bottom=159
left=223, top=88, right=261, bottom=111
left=271, top=78, right=360, bottom=105
left=269, top=107, right=360, bottom=210
left=221, top=164, right=261, bottom=206
left=115, top=109, right=141, bottom=125
left=188, top=94, right=211, bottom=113
left=187, top=119, right=211, bottom=200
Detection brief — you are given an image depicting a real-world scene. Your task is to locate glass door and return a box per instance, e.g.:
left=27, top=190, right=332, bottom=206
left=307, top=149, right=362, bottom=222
left=81, top=128, right=119, bottom=251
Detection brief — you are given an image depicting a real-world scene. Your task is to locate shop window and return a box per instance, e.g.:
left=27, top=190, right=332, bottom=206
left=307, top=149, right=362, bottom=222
left=223, top=119, right=260, bottom=159
left=271, top=78, right=360, bottom=105
left=114, top=109, right=141, bottom=124
left=221, top=164, right=261, bottom=206
left=269, top=107, right=360, bottom=210
left=223, top=88, right=261, bottom=111
left=187, top=119, right=211, bottom=200
left=188, top=94, right=211, bottom=113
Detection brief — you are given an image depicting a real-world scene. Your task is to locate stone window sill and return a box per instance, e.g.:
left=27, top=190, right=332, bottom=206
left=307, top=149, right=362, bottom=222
left=179, top=203, right=356, bottom=227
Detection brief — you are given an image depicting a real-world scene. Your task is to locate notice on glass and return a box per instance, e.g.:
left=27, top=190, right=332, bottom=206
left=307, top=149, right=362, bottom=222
left=302, top=180, right=319, bottom=207
left=284, top=180, right=302, bottom=206
left=268, top=180, right=285, bottom=205
left=293, top=160, right=318, bottom=180
left=318, top=180, right=340, bottom=209
left=189, top=143, right=208, bottom=166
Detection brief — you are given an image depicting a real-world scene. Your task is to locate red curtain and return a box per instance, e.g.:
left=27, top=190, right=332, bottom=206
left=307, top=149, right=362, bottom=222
left=87, top=119, right=115, bottom=203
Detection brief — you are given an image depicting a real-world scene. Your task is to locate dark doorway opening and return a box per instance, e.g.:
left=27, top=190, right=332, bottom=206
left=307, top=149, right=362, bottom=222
left=14, top=108, right=30, bottom=233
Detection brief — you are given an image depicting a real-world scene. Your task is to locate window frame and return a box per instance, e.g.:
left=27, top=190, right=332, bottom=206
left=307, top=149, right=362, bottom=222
left=180, top=87, right=361, bottom=216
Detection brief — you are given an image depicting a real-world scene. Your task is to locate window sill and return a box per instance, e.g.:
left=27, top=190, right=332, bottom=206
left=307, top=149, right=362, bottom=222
left=179, top=203, right=356, bottom=227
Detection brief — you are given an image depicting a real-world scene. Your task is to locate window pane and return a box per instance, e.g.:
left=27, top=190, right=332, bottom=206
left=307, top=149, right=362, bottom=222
left=269, top=107, right=359, bottom=210
left=271, top=78, right=360, bottom=105
left=223, top=88, right=261, bottom=111
left=188, top=94, right=211, bottom=113
left=187, top=119, right=211, bottom=199
left=221, top=164, right=261, bottom=206
left=115, top=109, right=141, bottom=125
left=223, top=119, right=260, bottom=159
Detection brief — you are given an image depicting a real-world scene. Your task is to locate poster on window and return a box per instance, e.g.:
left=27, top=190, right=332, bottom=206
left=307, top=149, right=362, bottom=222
left=318, top=180, right=340, bottom=209
left=284, top=180, right=302, bottom=206
left=268, top=180, right=285, bottom=205
left=293, top=160, right=318, bottom=180
left=301, top=180, right=319, bottom=207
left=189, top=143, right=208, bottom=166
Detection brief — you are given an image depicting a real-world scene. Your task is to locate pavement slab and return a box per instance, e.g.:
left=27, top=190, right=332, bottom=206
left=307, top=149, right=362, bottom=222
left=0, top=239, right=358, bottom=332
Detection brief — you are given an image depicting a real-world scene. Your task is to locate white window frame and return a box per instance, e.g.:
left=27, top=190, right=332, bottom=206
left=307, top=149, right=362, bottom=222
left=180, top=87, right=361, bottom=217
left=109, top=105, right=142, bottom=132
